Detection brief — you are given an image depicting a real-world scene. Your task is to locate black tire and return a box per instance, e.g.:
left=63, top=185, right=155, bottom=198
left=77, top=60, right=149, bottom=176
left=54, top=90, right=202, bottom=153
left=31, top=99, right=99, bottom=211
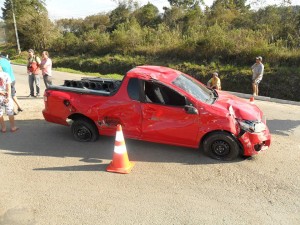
left=203, top=132, right=241, bottom=161
left=71, top=118, right=99, bottom=142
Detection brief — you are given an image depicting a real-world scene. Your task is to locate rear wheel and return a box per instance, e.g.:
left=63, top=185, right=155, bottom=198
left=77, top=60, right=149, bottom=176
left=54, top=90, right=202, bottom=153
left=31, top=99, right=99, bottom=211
left=203, top=132, right=240, bottom=160
left=71, top=118, right=99, bottom=142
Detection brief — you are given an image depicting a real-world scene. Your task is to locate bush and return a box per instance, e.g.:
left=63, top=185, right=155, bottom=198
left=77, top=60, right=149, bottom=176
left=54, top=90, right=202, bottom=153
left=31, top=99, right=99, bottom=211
left=53, top=54, right=148, bottom=74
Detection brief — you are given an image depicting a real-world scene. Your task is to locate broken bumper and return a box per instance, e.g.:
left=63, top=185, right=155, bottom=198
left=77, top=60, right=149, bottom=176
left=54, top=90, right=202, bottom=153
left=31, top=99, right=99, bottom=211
left=238, top=128, right=271, bottom=156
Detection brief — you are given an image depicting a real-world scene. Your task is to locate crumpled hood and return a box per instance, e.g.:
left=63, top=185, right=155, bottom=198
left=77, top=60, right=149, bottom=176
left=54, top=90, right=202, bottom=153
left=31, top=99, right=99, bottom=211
left=213, top=91, right=263, bottom=121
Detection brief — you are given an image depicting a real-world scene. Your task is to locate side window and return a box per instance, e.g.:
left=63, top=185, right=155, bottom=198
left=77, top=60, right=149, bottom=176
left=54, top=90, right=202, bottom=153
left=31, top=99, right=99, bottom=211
left=127, top=78, right=140, bottom=101
left=144, top=81, right=186, bottom=106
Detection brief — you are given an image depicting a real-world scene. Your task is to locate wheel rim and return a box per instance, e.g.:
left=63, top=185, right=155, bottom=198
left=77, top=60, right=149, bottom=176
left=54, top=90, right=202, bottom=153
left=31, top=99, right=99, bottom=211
left=74, top=125, right=92, bottom=141
left=211, top=140, right=230, bottom=157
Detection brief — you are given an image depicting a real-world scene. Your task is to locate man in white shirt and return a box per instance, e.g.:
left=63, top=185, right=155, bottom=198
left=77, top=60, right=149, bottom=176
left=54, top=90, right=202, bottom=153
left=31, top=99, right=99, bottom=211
left=40, top=51, right=52, bottom=88
left=251, top=56, right=264, bottom=96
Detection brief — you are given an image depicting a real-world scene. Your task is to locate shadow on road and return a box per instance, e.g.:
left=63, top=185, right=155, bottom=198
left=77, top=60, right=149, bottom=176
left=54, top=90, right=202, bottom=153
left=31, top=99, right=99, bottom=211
left=17, top=96, right=44, bottom=100
left=33, top=164, right=108, bottom=172
left=267, top=119, right=300, bottom=136
left=0, top=120, right=243, bottom=170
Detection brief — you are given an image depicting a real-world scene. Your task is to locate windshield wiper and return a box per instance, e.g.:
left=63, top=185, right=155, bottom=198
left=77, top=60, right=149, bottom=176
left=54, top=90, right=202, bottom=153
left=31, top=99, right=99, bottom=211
left=210, top=89, right=219, bottom=104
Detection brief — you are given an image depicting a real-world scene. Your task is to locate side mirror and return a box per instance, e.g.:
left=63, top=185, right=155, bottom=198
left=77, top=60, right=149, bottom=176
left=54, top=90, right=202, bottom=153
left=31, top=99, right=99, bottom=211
left=184, top=105, right=198, bottom=115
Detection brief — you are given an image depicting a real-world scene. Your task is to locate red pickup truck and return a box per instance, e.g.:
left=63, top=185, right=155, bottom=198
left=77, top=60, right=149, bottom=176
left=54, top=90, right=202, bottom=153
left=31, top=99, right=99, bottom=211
left=43, top=65, right=271, bottom=160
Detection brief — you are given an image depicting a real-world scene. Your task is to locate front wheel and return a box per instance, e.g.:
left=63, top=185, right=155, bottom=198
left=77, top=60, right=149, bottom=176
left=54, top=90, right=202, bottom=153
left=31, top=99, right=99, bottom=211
left=203, top=132, right=241, bottom=161
left=71, top=118, right=99, bottom=142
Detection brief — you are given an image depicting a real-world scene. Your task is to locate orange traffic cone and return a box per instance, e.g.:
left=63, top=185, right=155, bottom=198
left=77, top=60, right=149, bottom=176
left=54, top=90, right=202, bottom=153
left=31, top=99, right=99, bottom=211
left=106, top=124, right=134, bottom=174
left=250, top=96, right=255, bottom=104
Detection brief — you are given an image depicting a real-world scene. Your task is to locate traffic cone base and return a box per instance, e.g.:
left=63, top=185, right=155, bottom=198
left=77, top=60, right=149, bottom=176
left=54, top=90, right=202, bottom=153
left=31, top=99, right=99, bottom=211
left=106, top=124, right=135, bottom=174
left=106, top=161, right=135, bottom=174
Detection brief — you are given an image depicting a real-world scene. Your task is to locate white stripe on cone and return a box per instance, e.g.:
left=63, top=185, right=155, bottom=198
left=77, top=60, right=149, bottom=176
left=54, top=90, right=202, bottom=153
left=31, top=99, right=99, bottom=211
left=114, top=145, right=127, bottom=154
left=114, top=130, right=126, bottom=154
left=116, top=131, right=124, bottom=142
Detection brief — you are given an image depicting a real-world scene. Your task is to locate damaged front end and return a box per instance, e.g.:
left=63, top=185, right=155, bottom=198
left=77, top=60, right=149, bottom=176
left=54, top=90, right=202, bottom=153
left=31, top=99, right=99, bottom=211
left=229, top=105, right=271, bottom=156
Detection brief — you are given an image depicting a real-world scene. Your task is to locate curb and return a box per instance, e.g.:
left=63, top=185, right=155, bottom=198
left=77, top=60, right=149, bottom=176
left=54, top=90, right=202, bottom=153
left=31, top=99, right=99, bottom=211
left=227, top=91, right=300, bottom=106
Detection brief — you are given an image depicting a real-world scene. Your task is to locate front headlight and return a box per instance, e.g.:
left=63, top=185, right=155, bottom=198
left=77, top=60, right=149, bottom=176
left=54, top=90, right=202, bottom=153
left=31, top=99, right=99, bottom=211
left=237, top=120, right=266, bottom=133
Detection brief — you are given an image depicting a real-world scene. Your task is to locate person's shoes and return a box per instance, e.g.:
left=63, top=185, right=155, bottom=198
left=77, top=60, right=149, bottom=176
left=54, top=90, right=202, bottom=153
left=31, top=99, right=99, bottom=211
left=36, top=94, right=40, bottom=97
left=14, top=111, right=18, bottom=115
left=18, top=108, right=23, bottom=112
left=11, top=127, right=19, bottom=133
left=28, top=94, right=35, bottom=97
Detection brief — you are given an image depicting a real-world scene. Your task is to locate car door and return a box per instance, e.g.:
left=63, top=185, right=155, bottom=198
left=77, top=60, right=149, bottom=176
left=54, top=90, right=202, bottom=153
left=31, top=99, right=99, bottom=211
left=141, top=81, right=200, bottom=147
left=97, top=78, right=143, bottom=139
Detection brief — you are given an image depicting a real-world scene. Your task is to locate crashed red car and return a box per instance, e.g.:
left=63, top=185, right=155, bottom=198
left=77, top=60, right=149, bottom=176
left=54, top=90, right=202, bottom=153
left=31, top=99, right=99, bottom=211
left=43, top=65, right=271, bottom=160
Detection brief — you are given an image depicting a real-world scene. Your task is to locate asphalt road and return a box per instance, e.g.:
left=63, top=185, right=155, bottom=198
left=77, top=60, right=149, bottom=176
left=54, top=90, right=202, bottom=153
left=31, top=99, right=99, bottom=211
left=0, top=65, right=299, bottom=225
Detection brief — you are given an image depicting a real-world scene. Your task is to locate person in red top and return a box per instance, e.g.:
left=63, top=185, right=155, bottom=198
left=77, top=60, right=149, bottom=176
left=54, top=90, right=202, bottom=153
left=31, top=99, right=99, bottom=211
left=40, top=51, right=52, bottom=88
left=27, top=49, right=41, bottom=97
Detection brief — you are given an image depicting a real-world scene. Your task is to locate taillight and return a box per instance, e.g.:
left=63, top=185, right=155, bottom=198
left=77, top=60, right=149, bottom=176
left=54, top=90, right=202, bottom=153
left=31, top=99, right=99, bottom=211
left=44, top=91, right=50, bottom=102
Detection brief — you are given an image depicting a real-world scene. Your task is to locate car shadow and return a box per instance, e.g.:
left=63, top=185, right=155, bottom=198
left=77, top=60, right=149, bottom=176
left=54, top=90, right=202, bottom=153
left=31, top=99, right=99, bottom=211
left=267, top=119, right=300, bottom=136
left=0, top=119, right=247, bottom=172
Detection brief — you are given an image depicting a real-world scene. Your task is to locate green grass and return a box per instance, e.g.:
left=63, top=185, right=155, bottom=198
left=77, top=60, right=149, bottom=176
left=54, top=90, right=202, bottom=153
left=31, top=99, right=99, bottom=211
left=11, top=58, right=27, bottom=64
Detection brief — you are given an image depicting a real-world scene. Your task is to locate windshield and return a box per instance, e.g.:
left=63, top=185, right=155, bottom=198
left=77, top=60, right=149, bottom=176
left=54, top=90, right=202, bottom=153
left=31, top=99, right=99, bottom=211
left=172, top=74, right=214, bottom=104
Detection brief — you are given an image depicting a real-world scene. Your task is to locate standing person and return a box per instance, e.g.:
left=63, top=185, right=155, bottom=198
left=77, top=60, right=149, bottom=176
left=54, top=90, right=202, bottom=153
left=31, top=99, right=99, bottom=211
left=207, top=72, right=221, bottom=90
left=40, top=51, right=52, bottom=88
left=0, top=67, right=18, bottom=133
left=27, top=49, right=41, bottom=97
left=251, top=56, right=264, bottom=96
left=0, top=55, right=23, bottom=113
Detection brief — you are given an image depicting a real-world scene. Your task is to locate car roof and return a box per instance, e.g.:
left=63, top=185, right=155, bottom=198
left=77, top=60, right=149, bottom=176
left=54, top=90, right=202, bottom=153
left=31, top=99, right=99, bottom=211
left=126, top=65, right=181, bottom=83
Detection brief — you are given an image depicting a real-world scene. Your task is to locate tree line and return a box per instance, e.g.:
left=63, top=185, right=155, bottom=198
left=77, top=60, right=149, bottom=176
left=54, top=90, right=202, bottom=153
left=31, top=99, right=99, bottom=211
left=1, top=0, right=299, bottom=65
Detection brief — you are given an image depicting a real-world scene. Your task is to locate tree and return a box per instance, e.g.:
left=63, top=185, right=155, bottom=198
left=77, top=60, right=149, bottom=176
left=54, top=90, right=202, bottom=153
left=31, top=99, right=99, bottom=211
left=0, top=21, right=6, bottom=43
left=55, top=18, right=85, bottom=36
left=207, top=0, right=250, bottom=27
left=133, top=3, right=161, bottom=27
left=111, top=17, right=143, bottom=51
left=168, top=0, right=203, bottom=9
left=250, top=5, right=300, bottom=48
left=210, top=0, right=250, bottom=12
left=109, top=0, right=138, bottom=31
left=83, top=14, right=110, bottom=33
left=163, top=0, right=204, bottom=35
left=1, top=0, right=55, bottom=51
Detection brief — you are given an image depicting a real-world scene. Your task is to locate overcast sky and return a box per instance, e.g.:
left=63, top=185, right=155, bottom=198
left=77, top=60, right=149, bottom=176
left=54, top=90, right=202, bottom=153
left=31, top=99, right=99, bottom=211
left=0, top=0, right=299, bottom=20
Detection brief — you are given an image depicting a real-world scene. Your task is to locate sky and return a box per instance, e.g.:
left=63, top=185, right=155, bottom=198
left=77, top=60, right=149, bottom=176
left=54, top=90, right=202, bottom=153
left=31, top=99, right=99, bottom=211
left=46, top=0, right=173, bottom=20
left=0, top=0, right=299, bottom=20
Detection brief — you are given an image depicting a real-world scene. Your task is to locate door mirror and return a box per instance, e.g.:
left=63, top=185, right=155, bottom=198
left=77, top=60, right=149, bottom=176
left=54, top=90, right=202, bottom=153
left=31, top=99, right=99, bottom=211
left=184, top=105, right=198, bottom=114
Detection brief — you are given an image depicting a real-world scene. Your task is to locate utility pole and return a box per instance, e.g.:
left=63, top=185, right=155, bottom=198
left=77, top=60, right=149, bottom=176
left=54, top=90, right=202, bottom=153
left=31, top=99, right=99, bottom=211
left=10, top=0, right=21, bottom=54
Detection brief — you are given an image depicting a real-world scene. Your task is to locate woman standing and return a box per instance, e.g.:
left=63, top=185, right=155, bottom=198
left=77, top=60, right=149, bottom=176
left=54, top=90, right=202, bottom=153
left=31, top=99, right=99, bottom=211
left=0, top=67, right=18, bottom=132
left=0, top=55, right=23, bottom=113
left=40, top=51, right=52, bottom=88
